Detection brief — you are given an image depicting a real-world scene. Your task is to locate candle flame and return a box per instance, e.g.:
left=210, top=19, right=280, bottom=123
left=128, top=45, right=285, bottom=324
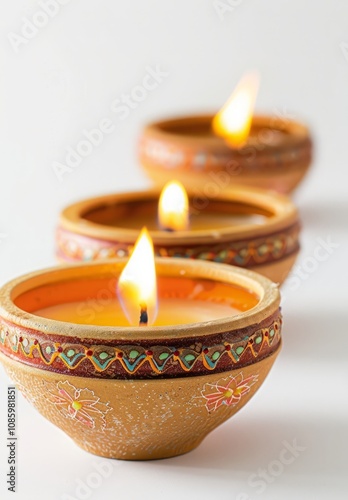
left=158, top=180, right=189, bottom=231
left=212, top=72, right=259, bottom=148
left=117, top=227, right=157, bottom=326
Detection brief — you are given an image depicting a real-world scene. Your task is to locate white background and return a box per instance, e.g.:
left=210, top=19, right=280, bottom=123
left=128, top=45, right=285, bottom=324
left=0, top=1, right=347, bottom=499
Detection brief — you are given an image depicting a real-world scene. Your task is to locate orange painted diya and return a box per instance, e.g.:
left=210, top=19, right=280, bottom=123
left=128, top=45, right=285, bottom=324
left=139, top=114, right=312, bottom=194
left=57, top=185, right=300, bottom=284
left=0, top=258, right=281, bottom=460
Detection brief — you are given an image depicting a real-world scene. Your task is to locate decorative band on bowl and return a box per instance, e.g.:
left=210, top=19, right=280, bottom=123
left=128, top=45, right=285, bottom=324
left=0, top=311, right=281, bottom=379
left=56, top=224, right=300, bottom=268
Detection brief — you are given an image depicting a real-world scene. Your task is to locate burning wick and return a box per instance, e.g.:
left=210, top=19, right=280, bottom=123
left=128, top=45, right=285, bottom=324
left=139, top=303, right=148, bottom=327
left=117, top=227, right=158, bottom=326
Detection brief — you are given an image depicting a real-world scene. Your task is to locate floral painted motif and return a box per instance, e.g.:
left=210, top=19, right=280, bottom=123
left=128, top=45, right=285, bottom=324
left=201, top=372, right=258, bottom=412
left=47, top=381, right=111, bottom=429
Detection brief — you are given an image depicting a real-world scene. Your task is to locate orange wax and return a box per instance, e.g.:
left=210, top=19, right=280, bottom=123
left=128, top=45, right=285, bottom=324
left=15, top=275, right=259, bottom=326
left=16, top=276, right=259, bottom=328
left=34, top=298, right=242, bottom=326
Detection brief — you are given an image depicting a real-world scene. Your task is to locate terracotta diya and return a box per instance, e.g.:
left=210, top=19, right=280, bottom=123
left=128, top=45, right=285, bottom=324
left=0, top=250, right=281, bottom=460
left=57, top=183, right=300, bottom=284
left=139, top=73, right=312, bottom=194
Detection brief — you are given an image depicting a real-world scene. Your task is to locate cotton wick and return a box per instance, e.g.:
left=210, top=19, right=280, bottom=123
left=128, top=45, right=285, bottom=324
left=139, top=303, right=148, bottom=327
left=157, top=217, right=175, bottom=232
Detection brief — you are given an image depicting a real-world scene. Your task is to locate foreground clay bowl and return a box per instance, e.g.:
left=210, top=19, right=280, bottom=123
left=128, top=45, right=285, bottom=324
left=0, top=259, right=281, bottom=460
left=57, top=186, right=300, bottom=284
left=139, top=114, right=313, bottom=194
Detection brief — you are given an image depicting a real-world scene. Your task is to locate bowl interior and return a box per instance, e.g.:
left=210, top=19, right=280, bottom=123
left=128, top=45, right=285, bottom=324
left=152, top=114, right=306, bottom=142
left=81, top=197, right=273, bottom=232
left=59, top=186, right=297, bottom=245
left=14, top=267, right=260, bottom=327
left=0, top=258, right=279, bottom=339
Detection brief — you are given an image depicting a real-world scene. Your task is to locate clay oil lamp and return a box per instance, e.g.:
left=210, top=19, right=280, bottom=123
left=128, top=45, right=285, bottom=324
left=139, top=73, right=313, bottom=193
left=57, top=182, right=300, bottom=284
left=0, top=229, right=282, bottom=460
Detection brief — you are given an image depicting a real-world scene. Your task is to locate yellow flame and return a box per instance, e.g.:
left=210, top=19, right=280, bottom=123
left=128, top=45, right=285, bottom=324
left=158, top=180, right=189, bottom=231
left=117, top=227, right=157, bottom=326
left=212, top=72, right=259, bottom=148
